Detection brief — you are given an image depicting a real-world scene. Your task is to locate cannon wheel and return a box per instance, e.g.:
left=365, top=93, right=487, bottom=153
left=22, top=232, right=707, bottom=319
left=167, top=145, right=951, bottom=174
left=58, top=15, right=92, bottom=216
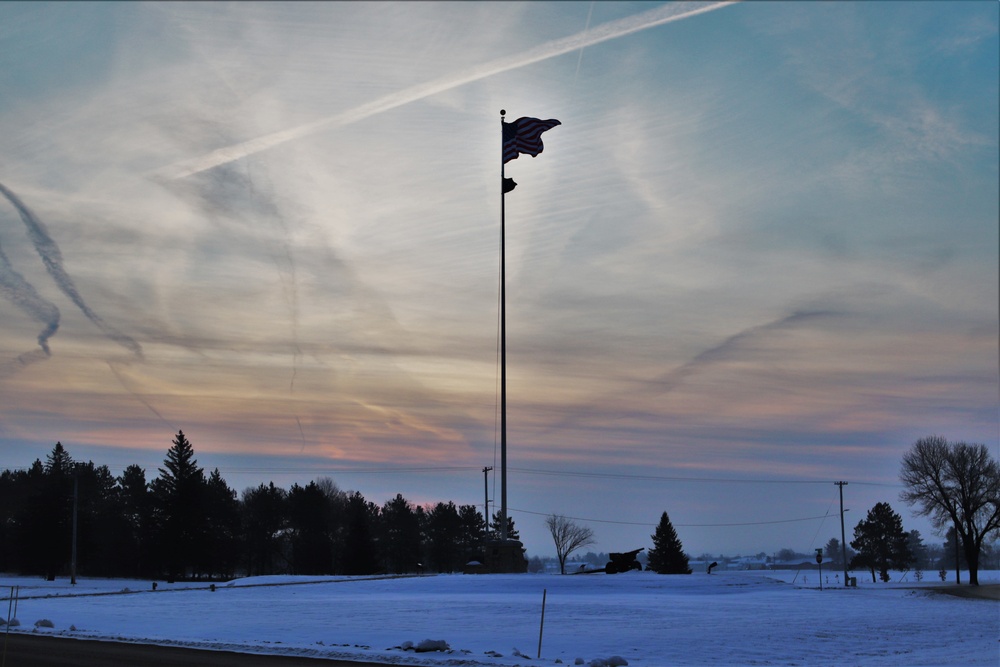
left=605, top=562, right=618, bottom=574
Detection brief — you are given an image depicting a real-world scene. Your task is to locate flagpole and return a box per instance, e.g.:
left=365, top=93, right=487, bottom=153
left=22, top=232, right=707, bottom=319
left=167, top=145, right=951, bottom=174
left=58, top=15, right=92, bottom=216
left=499, top=109, right=508, bottom=543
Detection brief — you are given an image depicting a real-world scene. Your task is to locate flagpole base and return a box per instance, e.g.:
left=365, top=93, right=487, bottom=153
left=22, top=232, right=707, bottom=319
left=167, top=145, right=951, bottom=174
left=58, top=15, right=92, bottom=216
left=482, top=539, right=528, bottom=574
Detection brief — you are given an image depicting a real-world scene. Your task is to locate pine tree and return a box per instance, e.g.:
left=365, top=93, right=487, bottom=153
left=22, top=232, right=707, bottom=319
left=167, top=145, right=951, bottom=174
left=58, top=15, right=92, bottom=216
left=647, top=511, right=691, bottom=574
left=151, top=431, right=206, bottom=580
left=342, top=491, right=378, bottom=575
left=240, top=482, right=288, bottom=576
left=489, top=511, right=519, bottom=541
left=117, top=464, right=152, bottom=577
left=44, top=442, right=74, bottom=476
left=379, top=494, right=422, bottom=573
left=850, top=501, right=912, bottom=582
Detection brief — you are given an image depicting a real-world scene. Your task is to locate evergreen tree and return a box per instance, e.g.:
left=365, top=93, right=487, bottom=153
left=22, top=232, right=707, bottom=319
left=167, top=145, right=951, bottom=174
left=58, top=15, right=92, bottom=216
left=117, top=464, right=152, bottom=577
left=489, top=511, right=519, bottom=541
left=35, top=444, right=75, bottom=579
left=939, top=526, right=968, bottom=571
left=202, top=468, right=241, bottom=578
left=342, top=491, right=378, bottom=575
left=287, top=481, right=334, bottom=575
left=75, top=462, right=124, bottom=577
left=241, top=482, right=288, bottom=575
left=850, top=502, right=913, bottom=582
left=44, top=442, right=74, bottom=476
left=150, top=431, right=206, bottom=580
left=823, top=538, right=843, bottom=566
left=379, top=494, right=422, bottom=573
left=425, top=501, right=464, bottom=572
left=457, top=504, right=486, bottom=563
left=647, top=511, right=691, bottom=574
left=906, top=530, right=927, bottom=572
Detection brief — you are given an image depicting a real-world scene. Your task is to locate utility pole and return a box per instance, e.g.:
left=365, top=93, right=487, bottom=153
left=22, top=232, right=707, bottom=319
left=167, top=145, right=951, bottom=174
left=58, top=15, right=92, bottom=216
left=70, top=467, right=79, bottom=586
left=835, top=481, right=848, bottom=587
left=482, top=466, right=493, bottom=527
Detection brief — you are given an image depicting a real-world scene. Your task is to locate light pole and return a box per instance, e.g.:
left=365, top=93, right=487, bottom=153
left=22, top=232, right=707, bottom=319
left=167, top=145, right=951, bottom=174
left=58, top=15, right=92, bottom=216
left=482, top=466, right=493, bottom=527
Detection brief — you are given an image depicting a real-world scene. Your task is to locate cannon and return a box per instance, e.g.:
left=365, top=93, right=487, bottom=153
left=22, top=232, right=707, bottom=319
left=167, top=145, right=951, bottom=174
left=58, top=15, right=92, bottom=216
left=604, top=548, right=643, bottom=574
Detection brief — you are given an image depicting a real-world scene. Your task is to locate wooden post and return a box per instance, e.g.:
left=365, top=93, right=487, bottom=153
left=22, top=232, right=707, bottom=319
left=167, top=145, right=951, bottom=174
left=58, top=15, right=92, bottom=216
left=537, top=588, right=547, bottom=658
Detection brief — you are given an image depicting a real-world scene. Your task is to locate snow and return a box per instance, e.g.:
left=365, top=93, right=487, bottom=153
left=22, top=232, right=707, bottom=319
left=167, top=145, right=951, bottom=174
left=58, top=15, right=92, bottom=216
left=1, top=570, right=996, bottom=666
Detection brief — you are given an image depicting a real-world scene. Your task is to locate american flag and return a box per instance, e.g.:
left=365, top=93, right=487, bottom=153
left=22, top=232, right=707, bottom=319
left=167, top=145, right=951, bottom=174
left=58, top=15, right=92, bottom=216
left=502, top=117, right=561, bottom=164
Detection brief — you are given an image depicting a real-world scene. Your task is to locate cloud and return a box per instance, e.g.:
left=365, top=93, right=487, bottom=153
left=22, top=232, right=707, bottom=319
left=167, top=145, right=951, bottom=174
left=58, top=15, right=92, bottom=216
left=151, top=1, right=736, bottom=180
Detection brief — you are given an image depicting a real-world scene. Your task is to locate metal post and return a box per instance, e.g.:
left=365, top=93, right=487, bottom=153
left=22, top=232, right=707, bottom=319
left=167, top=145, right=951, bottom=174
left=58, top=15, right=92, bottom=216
left=836, top=481, right=848, bottom=587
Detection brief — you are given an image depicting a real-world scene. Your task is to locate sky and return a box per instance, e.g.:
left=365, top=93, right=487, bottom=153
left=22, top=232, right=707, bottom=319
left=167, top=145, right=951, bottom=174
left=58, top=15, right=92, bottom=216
left=0, top=1, right=997, bottom=559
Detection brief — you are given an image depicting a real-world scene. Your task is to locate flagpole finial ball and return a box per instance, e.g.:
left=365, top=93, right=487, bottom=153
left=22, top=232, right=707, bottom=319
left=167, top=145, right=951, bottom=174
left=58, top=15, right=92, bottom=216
left=500, top=109, right=506, bottom=116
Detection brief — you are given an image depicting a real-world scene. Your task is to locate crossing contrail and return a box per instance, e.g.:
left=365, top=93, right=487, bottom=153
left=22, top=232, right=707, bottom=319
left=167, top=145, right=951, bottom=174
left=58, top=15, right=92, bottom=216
left=153, top=1, right=736, bottom=181
left=0, top=182, right=143, bottom=358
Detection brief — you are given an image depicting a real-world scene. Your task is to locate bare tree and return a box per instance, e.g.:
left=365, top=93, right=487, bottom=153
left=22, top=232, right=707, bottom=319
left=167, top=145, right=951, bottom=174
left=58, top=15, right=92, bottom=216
left=546, top=514, right=595, bottom=574
left=899, top=436, right=1000, bottom=586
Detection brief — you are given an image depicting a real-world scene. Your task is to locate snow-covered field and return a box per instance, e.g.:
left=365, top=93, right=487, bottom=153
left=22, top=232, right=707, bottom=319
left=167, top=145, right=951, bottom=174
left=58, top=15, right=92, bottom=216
left=1, top=570, right=996, bottom=666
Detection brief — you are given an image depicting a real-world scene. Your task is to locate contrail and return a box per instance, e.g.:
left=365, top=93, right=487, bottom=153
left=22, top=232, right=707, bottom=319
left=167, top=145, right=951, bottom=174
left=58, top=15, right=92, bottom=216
left=653, top=310, right=839, bottom=394
left=573, top=1, right=596, bottom=85
left=108, top=361, right=175, bottom=429
left=0, top=182, right=143, bottom=358
left=0, top=240, right=60, bottom=355
left=153, top=1, right=737, bottom=181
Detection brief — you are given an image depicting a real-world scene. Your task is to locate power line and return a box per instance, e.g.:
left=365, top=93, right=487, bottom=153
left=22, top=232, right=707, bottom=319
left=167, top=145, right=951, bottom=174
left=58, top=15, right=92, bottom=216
left=509, top=506, right=843, bottom=528
left=509, top=466, right=902, bottom=486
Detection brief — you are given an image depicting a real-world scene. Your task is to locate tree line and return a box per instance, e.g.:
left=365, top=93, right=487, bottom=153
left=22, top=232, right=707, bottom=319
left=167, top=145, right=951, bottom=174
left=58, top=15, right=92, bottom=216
left=0, top=432, right=519, bottom=581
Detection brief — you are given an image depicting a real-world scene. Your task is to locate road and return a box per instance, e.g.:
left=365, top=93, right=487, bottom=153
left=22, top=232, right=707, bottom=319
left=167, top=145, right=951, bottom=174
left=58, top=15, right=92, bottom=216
left=0, top=634, right=391, bottom=667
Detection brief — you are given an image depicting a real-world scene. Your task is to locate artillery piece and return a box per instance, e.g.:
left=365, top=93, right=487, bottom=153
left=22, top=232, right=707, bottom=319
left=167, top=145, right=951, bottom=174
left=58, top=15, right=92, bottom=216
left=604, top=548, right=643, bottom=574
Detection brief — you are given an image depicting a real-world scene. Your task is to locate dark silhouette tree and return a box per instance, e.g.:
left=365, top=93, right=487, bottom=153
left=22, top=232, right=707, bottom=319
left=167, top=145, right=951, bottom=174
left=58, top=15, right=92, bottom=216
left=425, top=501, right=464, bottom=572
left=287, top=481, right=334, bottom=574
left=823, top=538, right=842, bottom=567
left=117, top=464, right=153, bottom=577
left=45, top=442, right=74, bottom=476
left=850, top=502, right=912, bottom=582
left=379, top=494, right=422, bottom=573
left=939, top=525, right=969, bottom=571
left=342, top=491, right=379, bottom=575
left=75, top=462, right=124, bottom=577
left=457, top=504, right=486, bottom=565
left=907, top=530, right=927, bottom=573
left=0, top=469, right=20, bottom=571
left=314, top=478, right=347, bottom=572
left=647, top=511, right=691, bottom=574
left=241, top=482, right=288, bottom=575
left=150, top=431, right=207, bottom=580
left=35, top=444, right=75, bottom=579
left=202, top=468, right=241, bottom=578
left=899, top=436, right=1000, bottom=586
left=546, top=514, right=595, bottom=574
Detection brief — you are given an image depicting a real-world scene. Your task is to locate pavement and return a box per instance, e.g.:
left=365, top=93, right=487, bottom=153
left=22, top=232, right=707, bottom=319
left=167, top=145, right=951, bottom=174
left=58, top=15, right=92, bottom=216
left=0, top=634, right=389, bottom=667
